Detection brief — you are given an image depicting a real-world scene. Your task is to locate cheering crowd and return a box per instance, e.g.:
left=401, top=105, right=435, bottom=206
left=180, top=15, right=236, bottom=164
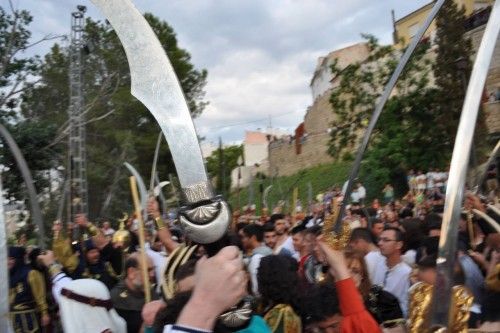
left=7, top=174, right=500, bottom=333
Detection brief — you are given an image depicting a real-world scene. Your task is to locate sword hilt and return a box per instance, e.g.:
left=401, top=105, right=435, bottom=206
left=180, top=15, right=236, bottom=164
left=178, top=197, right=231, bottom=245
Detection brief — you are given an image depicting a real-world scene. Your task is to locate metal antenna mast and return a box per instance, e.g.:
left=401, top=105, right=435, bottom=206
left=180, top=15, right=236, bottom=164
left=67, top=5, right=88, bottom=223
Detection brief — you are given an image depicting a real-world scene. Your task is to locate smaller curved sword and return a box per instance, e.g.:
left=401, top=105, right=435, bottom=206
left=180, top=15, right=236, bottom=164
left=149, top=131, right=163, bottom=194
left=262, top=185, right=273, bottom=210
left=124, top=162, right=148, bottom=223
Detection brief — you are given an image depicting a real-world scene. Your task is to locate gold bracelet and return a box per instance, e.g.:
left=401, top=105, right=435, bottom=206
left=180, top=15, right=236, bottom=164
left=48, top=263, right=63, bottom=277
left=87, top=223, right=99, bottom=237
left=155, top=217, right=166, bottom=230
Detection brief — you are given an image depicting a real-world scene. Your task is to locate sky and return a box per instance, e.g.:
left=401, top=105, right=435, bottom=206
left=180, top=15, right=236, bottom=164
left=13, top=0, right=430, bottom=146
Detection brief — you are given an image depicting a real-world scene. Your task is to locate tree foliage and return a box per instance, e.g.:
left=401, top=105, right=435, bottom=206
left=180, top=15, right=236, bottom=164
left=0, top=4, right=38, bottom=118
left=327, top=1, right=486, bottom=198
left=327, top=36, right=446, bottom=198
left=433, top=0, right=472, bottom=136
left=205, top=144, right=243, bottom=197
left=12, top=12, right=208, bottom=220
left=0, top=3, right=63, bottom=224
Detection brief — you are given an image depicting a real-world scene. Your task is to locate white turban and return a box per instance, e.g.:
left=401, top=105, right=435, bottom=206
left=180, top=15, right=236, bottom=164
left=59, top=279, right=127, bottom=333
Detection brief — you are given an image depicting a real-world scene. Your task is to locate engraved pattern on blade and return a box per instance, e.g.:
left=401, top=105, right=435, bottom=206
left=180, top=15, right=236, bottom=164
left=182, top=181, right=213, bottom=203
left=219, top=301, right=253, bottom=328
left=90, top=0, right=208, bottom=189
left=184, top=202, right=220, bottom=224
left=179, top=201, right=231, bottom=244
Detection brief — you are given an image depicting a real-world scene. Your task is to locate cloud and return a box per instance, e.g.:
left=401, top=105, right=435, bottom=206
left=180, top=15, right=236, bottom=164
left=21, top=0, right=430, bottom=144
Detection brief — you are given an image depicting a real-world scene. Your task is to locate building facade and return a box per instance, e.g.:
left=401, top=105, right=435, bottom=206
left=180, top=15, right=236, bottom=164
left=393, top=0, right=493, bottom=49
left=268, top=1, right=499, bottom=178
left=268, top=43, right=370, bottom=177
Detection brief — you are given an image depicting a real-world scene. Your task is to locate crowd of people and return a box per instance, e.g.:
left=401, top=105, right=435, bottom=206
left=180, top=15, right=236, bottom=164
left=7, top=176, right=500, bottom=333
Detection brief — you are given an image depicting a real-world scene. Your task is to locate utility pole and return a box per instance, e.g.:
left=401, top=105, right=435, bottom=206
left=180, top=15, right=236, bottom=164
left=67, top=5, right=88, bottom=226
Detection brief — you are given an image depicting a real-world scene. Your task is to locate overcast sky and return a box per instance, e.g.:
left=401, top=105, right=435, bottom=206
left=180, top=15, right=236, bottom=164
left=15, top=0, right=430, bottom=145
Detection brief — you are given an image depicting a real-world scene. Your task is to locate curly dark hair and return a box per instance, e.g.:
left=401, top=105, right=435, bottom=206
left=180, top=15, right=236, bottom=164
left=297, top=282, right=339, bottom=327
left=257, top=255, right=299, bottom=310
left=153, top=291, right=234, bottom=333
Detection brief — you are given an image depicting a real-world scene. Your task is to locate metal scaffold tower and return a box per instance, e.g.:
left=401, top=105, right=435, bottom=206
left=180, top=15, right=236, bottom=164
left=67, top=5, right=88, bottom=222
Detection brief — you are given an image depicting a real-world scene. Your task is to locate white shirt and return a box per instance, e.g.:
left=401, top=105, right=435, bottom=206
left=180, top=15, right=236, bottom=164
left=402, top=249, right=417, bottom=266
left=248, top=253, right=264, bottom=296
left=247, top=245, right=273, bottom=295
left=357, top=186, right=366, bottom=200
left=371, top=259, right=412, bottom=318
left=103, top=228, right=115, bottom=237
left=364, top=250, right=385, bottom=283
left=426, top=172, right=435, bottom=189
left=351, top=190, right=360, bottom=202
left=416, top=174, right=427, bottom=190
left=145, top=243, right=168, bottom=293
left=275, top=236, right=298, bottom=259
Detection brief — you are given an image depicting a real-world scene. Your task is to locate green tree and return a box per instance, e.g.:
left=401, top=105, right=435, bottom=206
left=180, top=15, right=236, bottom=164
left=0, top=4, right=38, bottom=118
left=205, top=144, right=243, bottom=197
left=0, top=3, right=63, bottom=227
left=433, top=1, right=472, bottom=139
left=433, top=1, right=488, bottom=158
left=19, top=14, right=208, bottom=219
left=327, top=36, right=445, bottom=198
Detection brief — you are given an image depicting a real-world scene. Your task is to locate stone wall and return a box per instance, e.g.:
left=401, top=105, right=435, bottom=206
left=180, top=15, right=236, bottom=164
left=484, top=101, right=500, bottom=138
left=268, top=22, right=500, bottom=178
left=268, top=132, right=334, bottom=177
left=467, top=23, right=500, bottom=96
left=467, top=24, right=500, bottom=140
left=269, top=91, right=336, bottom=177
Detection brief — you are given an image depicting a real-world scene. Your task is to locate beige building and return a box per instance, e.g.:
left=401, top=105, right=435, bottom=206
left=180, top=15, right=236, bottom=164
left=268, top=1, right=499, bottom=178
left=231, top=130, right=284, bottom=189
left=269, top=43, right=371, bottom=177
left=394, top=0, right=499, bottom=140
left=393, top=0, right=493, bottom=49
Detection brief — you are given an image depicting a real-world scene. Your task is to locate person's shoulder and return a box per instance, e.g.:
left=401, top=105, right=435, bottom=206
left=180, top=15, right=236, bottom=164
left=110, top=280, right=126, bottom=300
left=278, top=247, right=293, bottom=257
left=397, top=261, right=412, bottom=273
left=365, top=250, right=383, bottom=260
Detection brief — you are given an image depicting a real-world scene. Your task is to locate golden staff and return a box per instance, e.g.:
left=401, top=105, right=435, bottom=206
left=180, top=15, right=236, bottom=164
left=129, top=176, right=151, bottom=303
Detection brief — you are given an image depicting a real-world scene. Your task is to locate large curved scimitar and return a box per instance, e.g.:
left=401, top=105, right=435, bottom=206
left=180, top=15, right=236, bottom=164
left=0, top=124, right=45, bottom=248
left=430, top=0, right=500, bottom=329
left=0, top=172, right=14, bottom=333
left=92, top=0, right=229, bottom=243
left=335, top=0, right=446, bottom=232
left=124, top=162, right=148, bottom=223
